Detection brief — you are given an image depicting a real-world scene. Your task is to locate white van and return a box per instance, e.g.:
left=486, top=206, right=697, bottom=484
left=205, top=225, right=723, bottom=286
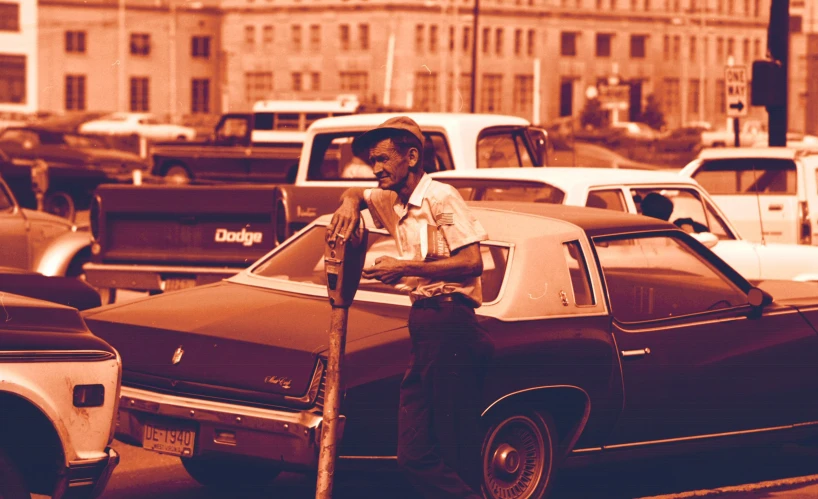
left=251, top=95, right=361, bottom=144
left=680, top=147, right=818, bottom=245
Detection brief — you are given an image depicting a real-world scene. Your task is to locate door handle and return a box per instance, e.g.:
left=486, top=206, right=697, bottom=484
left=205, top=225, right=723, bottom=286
left=768, top=204, right=783, bottom=211
left=621, top=348, right=651, bottom=358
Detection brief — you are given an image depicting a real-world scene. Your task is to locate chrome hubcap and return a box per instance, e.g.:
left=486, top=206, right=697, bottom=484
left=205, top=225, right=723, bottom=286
left=483, top=415, right=548, bottom=499
left=493, top=444, right=521, bottom=474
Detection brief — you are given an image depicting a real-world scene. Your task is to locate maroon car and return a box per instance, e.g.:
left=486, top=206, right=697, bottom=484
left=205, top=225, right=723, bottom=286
left=82, top=204, right=818, bottom=498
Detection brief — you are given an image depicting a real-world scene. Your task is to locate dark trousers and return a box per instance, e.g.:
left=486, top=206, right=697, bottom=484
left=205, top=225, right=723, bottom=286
left=397, top=298, right=494, bottom=499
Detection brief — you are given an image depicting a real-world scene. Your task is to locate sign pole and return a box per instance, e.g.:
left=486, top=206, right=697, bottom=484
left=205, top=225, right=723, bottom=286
left=733, top=118, right=740, bottom=147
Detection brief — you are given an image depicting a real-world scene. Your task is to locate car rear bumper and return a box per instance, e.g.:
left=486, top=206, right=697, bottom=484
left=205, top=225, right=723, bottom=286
left=52, top=447, right=119, bottom=499
left=116, top=386, right=333, bottom=471
left=82, top=262, right=242, bottom=292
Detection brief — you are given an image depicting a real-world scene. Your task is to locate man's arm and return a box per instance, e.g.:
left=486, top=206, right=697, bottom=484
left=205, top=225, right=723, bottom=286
left=326, top=188, right=367, bottom=242
left=362, top=242, right=483, bottom=285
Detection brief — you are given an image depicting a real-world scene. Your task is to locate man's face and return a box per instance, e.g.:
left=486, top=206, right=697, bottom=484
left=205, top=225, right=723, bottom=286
left=367, top=137, right=418, bottom=191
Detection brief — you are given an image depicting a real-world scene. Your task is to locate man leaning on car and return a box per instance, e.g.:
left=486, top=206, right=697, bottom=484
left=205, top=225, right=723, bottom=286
left=327, top=116, right=495, bottom=498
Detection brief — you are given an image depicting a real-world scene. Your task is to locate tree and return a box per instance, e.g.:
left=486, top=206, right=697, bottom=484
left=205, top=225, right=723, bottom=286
left=579, top=98, right=609, bottom=129
left=639, top=94, right=666, bottom=130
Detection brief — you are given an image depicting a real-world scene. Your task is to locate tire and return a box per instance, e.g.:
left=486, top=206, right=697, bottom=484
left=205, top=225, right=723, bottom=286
left=481, top=411, right=557, bottom=499
left=164, top=164, right=191, bottom=184
left=0, top=448, right=31, bottom=499
left=180, top=455, right=281, bottom=490
left=43, top=191, right=76, bottom=222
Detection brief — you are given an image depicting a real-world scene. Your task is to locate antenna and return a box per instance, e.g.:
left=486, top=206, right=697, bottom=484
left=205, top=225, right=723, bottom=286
left=750, top=159, right=767, bottom=245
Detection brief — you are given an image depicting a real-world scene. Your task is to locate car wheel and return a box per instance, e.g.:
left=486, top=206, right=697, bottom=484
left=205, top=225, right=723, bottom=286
left=43, top=191, right=76, bottom=222
left=0, top=448, right=31, bottom=499
left=164, top=165, right=191, bottom=184
left=176, top=135, right=188, bottom=141
left=482, top=411, right=556, bottom=499
left=180, top=456, right=281, bottom=490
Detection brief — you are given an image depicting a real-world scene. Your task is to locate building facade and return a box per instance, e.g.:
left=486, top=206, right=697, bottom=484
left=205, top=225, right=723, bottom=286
left=32, top=0, right=818, bottom=133
left=1, top=0, right=38, bottom=114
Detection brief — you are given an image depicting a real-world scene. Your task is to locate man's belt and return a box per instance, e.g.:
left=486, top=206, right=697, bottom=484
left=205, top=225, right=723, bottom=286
left=412, top=293, right=475, bottom=309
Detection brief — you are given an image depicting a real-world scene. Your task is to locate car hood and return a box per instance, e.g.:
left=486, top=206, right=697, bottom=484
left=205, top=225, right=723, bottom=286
left=82, top=281, right=407, bottom=405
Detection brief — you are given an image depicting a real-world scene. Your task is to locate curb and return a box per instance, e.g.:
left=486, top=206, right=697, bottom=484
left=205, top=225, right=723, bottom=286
left=638, top=474, right=818, bottom=498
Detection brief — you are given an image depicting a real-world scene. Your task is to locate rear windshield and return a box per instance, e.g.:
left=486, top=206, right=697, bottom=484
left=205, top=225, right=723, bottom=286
left=252, top=225, right=509, bottom=303
left=693, top=158, right=797, bottom=195
left=437, top=179, right=565, bottom=204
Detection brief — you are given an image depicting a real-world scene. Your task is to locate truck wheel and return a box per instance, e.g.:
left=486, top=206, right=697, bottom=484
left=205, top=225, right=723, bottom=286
left=481, top=410, right=556, bottom=499
left=180, top=456, right=281, bottom=490
left=0, top=448, right=31, bottom=499
left=43, top=191, right=76, bottom=222
left=164, top=165, right=191, bottom=184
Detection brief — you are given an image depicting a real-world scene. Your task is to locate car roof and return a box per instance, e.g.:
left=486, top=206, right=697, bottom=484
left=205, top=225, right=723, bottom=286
left=431, top=166, right=695, bottom=190
left=697, top=147, right=801, bottom=160
left=308, top=112, right=531, bottom=132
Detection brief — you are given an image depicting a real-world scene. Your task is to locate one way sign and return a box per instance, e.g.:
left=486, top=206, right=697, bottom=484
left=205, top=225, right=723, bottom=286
left=725, top=65, right=748, bottom=117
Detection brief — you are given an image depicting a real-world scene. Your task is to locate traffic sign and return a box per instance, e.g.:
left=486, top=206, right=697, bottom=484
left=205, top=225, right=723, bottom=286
left=724, top=65, right=748, bottom=117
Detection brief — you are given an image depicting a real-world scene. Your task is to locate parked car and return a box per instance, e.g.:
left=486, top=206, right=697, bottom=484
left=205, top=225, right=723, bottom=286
left=0, top=125, right=148, bottom=220
left=610, top=121, right=659, bottom=142
left=0, top=267, right=101, bottom=310
left=1, top=291, right=120, bottom=499
left=680, top=147, right=818, bottom=246
left=83, top=203, right=818, bottom=498
left=430, top=167, right=818, bottom=282
left=79, top=112, right=197, bottom=141
left=700, top=119, right=766, bottom=147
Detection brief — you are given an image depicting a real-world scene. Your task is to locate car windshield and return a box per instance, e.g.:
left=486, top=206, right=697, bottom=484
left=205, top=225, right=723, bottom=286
left=252, top=224, right=509, bottom=303
left=436, top=179, right=565, bottom=204
left=64, top=134, right=107, bottom=148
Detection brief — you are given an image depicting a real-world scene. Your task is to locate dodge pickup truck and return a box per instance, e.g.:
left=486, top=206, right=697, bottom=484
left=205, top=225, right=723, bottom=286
left=84, top=113, right=549, bottom=300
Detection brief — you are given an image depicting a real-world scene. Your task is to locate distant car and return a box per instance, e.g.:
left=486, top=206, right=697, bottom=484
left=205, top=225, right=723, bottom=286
left=431, top=166, right=818, bottom=282
left=79, top=113, right=197, bottom=141
left=1, top=291, right=120, bottom=499
left=609, top=121, right=659, bottom=141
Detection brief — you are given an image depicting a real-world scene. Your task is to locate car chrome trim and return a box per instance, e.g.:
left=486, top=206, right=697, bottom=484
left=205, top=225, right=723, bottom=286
left=82, top=262, right=242, bottom=275
left=572, top=421, right=818, bottom=454
left=338, top=455, right=397, bottom=461
left=614, top=307, right=800, bottom=333
left=0, top=350, right=117, bottom=362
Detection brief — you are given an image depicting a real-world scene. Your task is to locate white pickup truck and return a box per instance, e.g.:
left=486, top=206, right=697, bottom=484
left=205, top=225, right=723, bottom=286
left=680, top=147, right=818, bottom=246
left=84, top=113, right=549, bottom=299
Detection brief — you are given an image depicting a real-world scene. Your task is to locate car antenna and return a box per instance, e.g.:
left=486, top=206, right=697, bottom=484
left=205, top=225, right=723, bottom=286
left=751, top=159, right=767, bottom=245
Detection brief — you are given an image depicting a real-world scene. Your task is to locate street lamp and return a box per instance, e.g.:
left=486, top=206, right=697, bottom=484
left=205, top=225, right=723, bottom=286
left=470, top=0, right=479, bottom=113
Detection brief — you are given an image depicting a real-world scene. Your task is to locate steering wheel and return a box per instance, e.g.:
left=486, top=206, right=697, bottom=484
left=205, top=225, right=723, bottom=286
left=706, top=299, right=732, bottom=311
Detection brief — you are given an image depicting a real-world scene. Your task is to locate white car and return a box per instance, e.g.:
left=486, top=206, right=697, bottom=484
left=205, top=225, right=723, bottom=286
left=431, top=167, right=818, bottom=282
left=79, top=112, right=196, bottom=141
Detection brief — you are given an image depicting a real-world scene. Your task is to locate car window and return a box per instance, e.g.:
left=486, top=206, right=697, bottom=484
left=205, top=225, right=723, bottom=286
left=477, top=129, right=535, bottom=168
left=703, top=200, right=736, bottom=240
left=586, top=189, right=627, bottom=211
left=595, top=234, right=747, bottom=322
left=563, top=241, right=595, bottom=306
left=141, top=117, right=161, bottom=125
left=0, top=184, right=13, bottom=212
left=632, top=187, right=712, bottom=234
left=693, top=158, right=797, bottom=195
left=438, top=179, right=565, bottom=204
left=218, top=118, right=249, bottom=140
left=307, top=131, right=453, bottom=181
left=252, top=225, right=509, bottom=303
left=64, top=134, right=105, bottom=148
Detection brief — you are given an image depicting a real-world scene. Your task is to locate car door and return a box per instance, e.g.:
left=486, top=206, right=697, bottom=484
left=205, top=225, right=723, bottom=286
left=198, top=115, right=252, bottom=182
left=0, top=182, right=30, bottom=269
left=597, top=232, right=818, bottom=446
left=691, top=157, right=798, bottom=244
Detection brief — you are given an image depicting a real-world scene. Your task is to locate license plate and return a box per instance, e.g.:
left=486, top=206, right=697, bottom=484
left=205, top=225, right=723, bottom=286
left=162, top=278, right=196, bottom=292
left=143, top=421, right=196, bottom=456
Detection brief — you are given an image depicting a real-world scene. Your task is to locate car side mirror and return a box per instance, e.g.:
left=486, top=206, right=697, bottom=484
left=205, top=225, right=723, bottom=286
left=691, top=231, right=719, bottom=248
left=747, top=286, right=773, bottom=308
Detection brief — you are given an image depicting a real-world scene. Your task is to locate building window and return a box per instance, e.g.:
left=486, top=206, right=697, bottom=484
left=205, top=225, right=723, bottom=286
left=292, top=25, right=302, bottom=52
left=65, top=31, right=86, bottom=53
left=129, top=77, right=149, bottom=112
left=560, top=32, right=577, bottom=57
left=596, top=33, right=612, bottom=57
left=717, top=0, right=724, bottom=12
left=717, top=36, right=724, bottom=61
left=513, top=74, right=533, bottom=114
left=482, top=27, right=490, bottom=54
left=263, top=25, right=274, bottom=47
left=245, top=71, right=273, bottom=104
left=192, top=36, right=211, bottom=58
left=742, top=38, right=749, bottom=61
left=338, top=25, right=350, bottom=51
left=514, top=29, right=523, bottom=56
left=458, top=72, right=472, bottom=112
left=728, top=0, right=734, bottom=13
left=610, top=0, right=617, bottom=8
left=449, top=26, right=455, bottom=51
left=430, top=25, right=439, bottom=53
left=311, top=72, right=321, bottom=91
left=672, top=35, right=680, bottom=60
left=495, top=28, right=503, bottom=55
left=753, top=38, right=761, bottom=58
left=727, top=37, right=734, bottom=57
left=596, top=0, right=602, bottom=8
left=716, top=78, right=725, bottom=114
left=130, top=33, right=150, bottom=56
left=65, top=74, right=86, bottom=111
left=689, top=36, right=697, bottom=61
left=245, top=25, right=256, bottom=49
left=645, top=0, right=650, bottom=9
left=630, top=34, right=646, bottom=58
left=462, top=26, right=471, bottom=52
left=0, top=2, right=19, bottom=31
left=191, top=78, right=210, bottom=114
left=480, top=74, right=503, bottom=113
left=753, top=0, right=759, bottom=16
left=310, top=25, right=321, bottom=52
left=559, top=79, right=574, bottom=117
left=414, top=72, right=439, bottom=111
left=663, top=77, right=679, bottom=116
left=339, top=71, right=368, bottom=98
left=292, top=72, right=303, bottom=92
left=416, top=24, right=425, bottom=53
left=663, top=35, right=669, bottom=60
left=359, top=24, right=369, bottom=50
left=527, top=29, right=536, bottom=56
left=689, top=78, right=700, bottom=115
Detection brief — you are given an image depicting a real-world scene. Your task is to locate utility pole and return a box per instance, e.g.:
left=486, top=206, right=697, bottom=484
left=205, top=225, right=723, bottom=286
left=469, top=0, right=479, bottom=113
left=767, top=0, right=790, bottom=146
left=169, top=0, right=178, bottom=123
left=118, top=0, right=127, bottom=112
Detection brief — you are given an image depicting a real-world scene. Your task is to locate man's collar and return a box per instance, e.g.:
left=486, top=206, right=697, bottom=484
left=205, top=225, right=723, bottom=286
left=407, top=173, right=432, bottom=207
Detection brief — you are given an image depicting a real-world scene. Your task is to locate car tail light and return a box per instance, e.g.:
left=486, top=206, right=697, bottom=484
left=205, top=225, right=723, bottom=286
left=799, top=200, right=812, bottom=245
left=73, top=384, right=105, bottom=407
